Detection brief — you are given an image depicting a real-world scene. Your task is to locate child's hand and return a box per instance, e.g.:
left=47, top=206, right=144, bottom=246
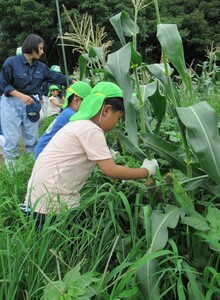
left=141, top=158, right=159, bottom=176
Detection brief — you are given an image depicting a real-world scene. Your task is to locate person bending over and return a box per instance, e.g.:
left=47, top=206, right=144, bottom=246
left=24, top=82, right=158, bottom=226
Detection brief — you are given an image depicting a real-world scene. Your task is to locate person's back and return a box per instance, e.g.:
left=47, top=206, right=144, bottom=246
left=35, top=107, right=74, bottom=159
left=34, top=81, right=92, bottom=160
left=26, top=119, right=110, bottom=214
left=24, top=82, right=158, bottom=225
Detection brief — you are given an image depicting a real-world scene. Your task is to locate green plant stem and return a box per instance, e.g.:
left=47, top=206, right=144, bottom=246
left=153, top=0, right=161, bottom=24
left=132, top=4, right=138, bottom=50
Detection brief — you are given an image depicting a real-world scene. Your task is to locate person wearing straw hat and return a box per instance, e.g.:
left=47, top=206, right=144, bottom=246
left=34, top=81, right=92, bottom=160
left=24, top=81, right=158, bottom=225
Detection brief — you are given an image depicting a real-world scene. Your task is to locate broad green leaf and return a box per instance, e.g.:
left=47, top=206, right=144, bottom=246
left=177, top=102, right=220, bottom=185
left=88, top=47, right=97, bottom=58
left=150, top=205, right=184, bottom=253
left=147, top=63, right=171, bottom=85
left=140, top=132, right=220, bottom=195
left=90, top=47, right=105, bottom=64
left=207, top=228, right=220, bottom=243
left=107, top=44, right=137, bottom=145
left=137, top=205, right=184, bottom=300
left=140, top=81, right=157, bottom=103
left=148, top=82, right=167, bottom=133
left=206, top=206, right=220, bottom=228
left=41, top=281, right=64, bottom=300
left=106, top=43, right=132, bottom=97
left=136, top=259, right=160, bottom=300
left=130, top=43, right=142, bottom=66
left=140, top=132, right=187, bottom=173
left=147, top=63, right=181, bottom=105
left=157, top=24, right=192, bottom=94
left=78, top=54, right=87, bottom=81
left=110, top=11, right=139, bottom=46
left=114, top=249, right=171, bottom=296
left=116, top=130, right=146, bottom=160
left=198, top=232, right=220, bottom=252
left=181, top=216, right=210, bottom=231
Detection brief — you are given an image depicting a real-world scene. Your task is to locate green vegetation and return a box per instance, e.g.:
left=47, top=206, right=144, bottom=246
left=0, top=0, right=220, bottom=69
left=0, top=0, right=220, bottom=298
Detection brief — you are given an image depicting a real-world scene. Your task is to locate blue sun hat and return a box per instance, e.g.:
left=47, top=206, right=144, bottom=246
left=26, top=96, right=42, bottom=122
left=70, top=81, right=123, bottom=121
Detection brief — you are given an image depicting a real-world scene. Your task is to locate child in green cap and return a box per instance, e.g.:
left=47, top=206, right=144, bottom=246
left=24, top=81, right=158, bottom=227
left=47, top=85, right=63, bottom=116
left=34, top=81, right=92, bottom=160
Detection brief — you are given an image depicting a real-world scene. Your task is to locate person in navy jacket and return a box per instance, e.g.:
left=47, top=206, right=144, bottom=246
left=1, top=33, right=73, bottom=168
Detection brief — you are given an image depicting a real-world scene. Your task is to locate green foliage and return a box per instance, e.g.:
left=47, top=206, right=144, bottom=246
left=1, top=1, right=220, bottom=299
left=177, top=102, right=220, bottom=185
left=41, top=261, right=99, bottom=299
left=182, top=206, right=220, bottom=252
left=0, top=0, right=57, bottom=59
left=137, top=205, right=185, bottom=299
left=1, top=0, right=219, bottom=68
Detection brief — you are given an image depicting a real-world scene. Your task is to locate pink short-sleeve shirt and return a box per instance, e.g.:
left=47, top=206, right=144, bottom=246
left=25, top=120, right=112, bottom=214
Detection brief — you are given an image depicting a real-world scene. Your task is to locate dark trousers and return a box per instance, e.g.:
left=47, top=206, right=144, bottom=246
left=23, top=209, right=86, bottom=230
left=24, top=211, right=56, bottom=230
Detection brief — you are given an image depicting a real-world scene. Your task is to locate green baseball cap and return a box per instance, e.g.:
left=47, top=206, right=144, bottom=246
left=50, top=65, right=61, bottom=72
left=62, top=81, right=92, bottom=109
left=70, top=81, right=123, bottom=121
left=48, top=85, right=60, bottom=96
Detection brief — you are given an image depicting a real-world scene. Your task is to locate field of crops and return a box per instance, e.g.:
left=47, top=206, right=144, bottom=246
left=0, top=1, right=220, bottom=299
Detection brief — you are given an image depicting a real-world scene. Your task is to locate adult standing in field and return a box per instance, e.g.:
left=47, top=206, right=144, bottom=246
left=24, top=81, right=158, bottom=227
left=0, top=33, right=73, bottom=168
left=34, top=81, right=92, bottom=160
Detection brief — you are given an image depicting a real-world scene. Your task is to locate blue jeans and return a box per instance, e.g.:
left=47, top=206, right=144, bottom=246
left=1, top=95, right=39, bottom=160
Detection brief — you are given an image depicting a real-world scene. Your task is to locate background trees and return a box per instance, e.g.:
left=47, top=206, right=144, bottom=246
left=0, top=0, right=219, bottom=72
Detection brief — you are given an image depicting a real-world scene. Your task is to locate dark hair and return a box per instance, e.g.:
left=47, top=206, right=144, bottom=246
left=105, top=97, right=124, bottom=112
left=68, top=94, right=75, bottom=106
left=22, top=34, right=44, bottom=54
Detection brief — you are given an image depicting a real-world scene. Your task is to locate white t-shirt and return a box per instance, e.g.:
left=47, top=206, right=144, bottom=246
left=47, top=96, right=62, bottom=116
left=25, top=120, right=112, bottom=214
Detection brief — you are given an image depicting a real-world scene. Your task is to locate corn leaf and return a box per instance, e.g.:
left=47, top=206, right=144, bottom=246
left=177, top=101, right=220, bottom=185
left=136, top=205, right=184, bottom=299
left=157, top=24, right=192, bottom=95
left=110, top=11, right=139, bottom=46
left=140, top=132, right=187, bottom=172
left=106, top=43, right=138, bottom=146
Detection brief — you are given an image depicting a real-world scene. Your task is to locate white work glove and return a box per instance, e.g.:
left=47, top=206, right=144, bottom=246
left=141, top=158, right=159, bottom=176
left=109, top=148, right=120, bottom=160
